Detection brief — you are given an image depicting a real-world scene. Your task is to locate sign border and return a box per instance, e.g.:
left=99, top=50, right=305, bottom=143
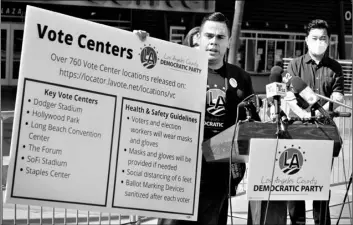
left=112, top=97, right=202, bottom=216
left=11, top=78, right=118, bottom=207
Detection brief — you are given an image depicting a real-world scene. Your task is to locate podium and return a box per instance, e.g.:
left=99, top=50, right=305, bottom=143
left=202, top=121, right=342, bottom=163
left=202, top=121, right=341, bottom=225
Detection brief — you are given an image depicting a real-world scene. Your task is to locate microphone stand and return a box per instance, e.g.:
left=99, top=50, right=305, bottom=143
left=336, top=173, right=353, bottom=225
left=262, top=98, right=290, bottom=225
left=317, top=94, right=352, bottom=110
left=274, top=98, right=290, bottom=138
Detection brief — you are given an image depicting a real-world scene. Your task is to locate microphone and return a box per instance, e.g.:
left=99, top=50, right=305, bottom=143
left=290, top=77, right=339, bottom=126
left=287, top=111, right=351, bottom=124
left=266, top=66, right=287, bottom=121
left=291, top=76, right=352, bottom=110
left=281, top=70, right=293, bottom=87
left=238, top=94, right=263, bottom=122
left=238, top=97, right=254, bottom=120
left=269, top=66, right=283, bottom=83
left=255, top=95, right=262, bottom=113
left=238, top=101, right=252, bottom=120
left=269, top=71, right=311, bottom=119
left=268, top=104, right=288, bottom=122
left=291, top=76, right=328, bottom=117
left=328, top=111, right=351, bottom=118
left=294, top=93, right=311, bottom=110
left=279, top=70, right=310, bottom=110
left=291, top=76, right=320, bottom=105
left=280, top=110, right=289, bottom=123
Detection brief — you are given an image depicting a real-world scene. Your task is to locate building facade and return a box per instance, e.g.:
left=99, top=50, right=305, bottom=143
left=1, top=0, right=352, bottom=105
left=222, top=0, right=352, bottom=74
left=1, top=0, right=213, bottom=111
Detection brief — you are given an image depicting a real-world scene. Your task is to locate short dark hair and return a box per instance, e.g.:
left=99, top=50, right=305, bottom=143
left=200, top=12, right=231, bottom=37
left=306, top=19, right=331, bottom=37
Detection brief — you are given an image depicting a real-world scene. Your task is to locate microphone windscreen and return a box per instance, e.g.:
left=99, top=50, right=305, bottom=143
left=291, top=76, right=307, bottom=93
left=295, top=94, right=310, bottom=109
left=269, top=66, right=283, bottom=83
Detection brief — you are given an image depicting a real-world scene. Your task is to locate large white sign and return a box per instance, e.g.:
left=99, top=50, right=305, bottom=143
left=247, top=139, right=333, bottom=201
left=5, top=6, right=208, bottom=221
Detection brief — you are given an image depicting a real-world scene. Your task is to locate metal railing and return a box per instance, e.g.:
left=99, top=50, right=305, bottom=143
left=0, top=111, right=150, bottom=225
left=1, top=94, right=352, bottom=224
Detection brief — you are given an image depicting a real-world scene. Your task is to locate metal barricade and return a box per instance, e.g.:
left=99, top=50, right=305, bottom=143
left=1, top=93, right=352, bottom=224
left=0, top=110, right=148, bottom=225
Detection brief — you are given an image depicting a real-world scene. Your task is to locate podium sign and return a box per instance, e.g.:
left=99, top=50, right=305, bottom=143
left=247, top=139, right=333, bottom=201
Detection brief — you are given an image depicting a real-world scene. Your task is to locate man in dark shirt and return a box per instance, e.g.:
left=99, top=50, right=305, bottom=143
left=157, top=12, right=256, bottom=225
left=134, top=12, right=258, bottom=225
left=286, top=19, right=344, bottom=225
left=158, top=12, right=253, bottom=225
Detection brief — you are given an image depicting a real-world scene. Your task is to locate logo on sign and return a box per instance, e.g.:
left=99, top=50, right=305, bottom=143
left=266, top=82, right=286, bottom=98
left=282, top=72, right=292, bottom=84
left=140, top=45, right=159, bottom=69
left=276, top=83, right=286, bottom=93
left=278, top=145, right=306, bottom=175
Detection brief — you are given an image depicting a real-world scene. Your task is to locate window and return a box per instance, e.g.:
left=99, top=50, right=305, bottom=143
left=12, top=28, right=24, bottom=82
left=329, top=35, right=339, bottom=59
left=1, top=24, right=10, bottom=85
left=1, top=23, right=24, bottom=86
left=238, top=31, right=339, bottom=73
left=1, top=16, right=132, bottom=86
left=344, top=35, right=352, bottom=59
left=169, top=26, right=186, bottom=44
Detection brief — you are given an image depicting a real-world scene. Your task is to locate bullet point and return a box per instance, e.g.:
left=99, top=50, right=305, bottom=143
left=20, top=168, right=23, bottom=171
left=28, top=99, right=31, bottom=103
left=25, top=122, right=28, bottom=125
left=23, top=145, right=25, bottom=148
left=127, top=117, right=129, bottom=120
left=27, top=110, right=30, bottom=114
left=21, top=157, right=24, bottom=160
left=124, top=148, right=126, bottom=152
left=121, top=180, right=123, bottom=184
left=122, top=170, right=125, bottom=173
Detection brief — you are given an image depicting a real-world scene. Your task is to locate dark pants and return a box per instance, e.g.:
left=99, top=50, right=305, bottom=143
left=287, top=191, right=331, bottom=225
left=157, top=159, right=244, bottom=225
left=157, top=189, right=229, bottom=225
left=288, top=158, right=334, bottom=225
